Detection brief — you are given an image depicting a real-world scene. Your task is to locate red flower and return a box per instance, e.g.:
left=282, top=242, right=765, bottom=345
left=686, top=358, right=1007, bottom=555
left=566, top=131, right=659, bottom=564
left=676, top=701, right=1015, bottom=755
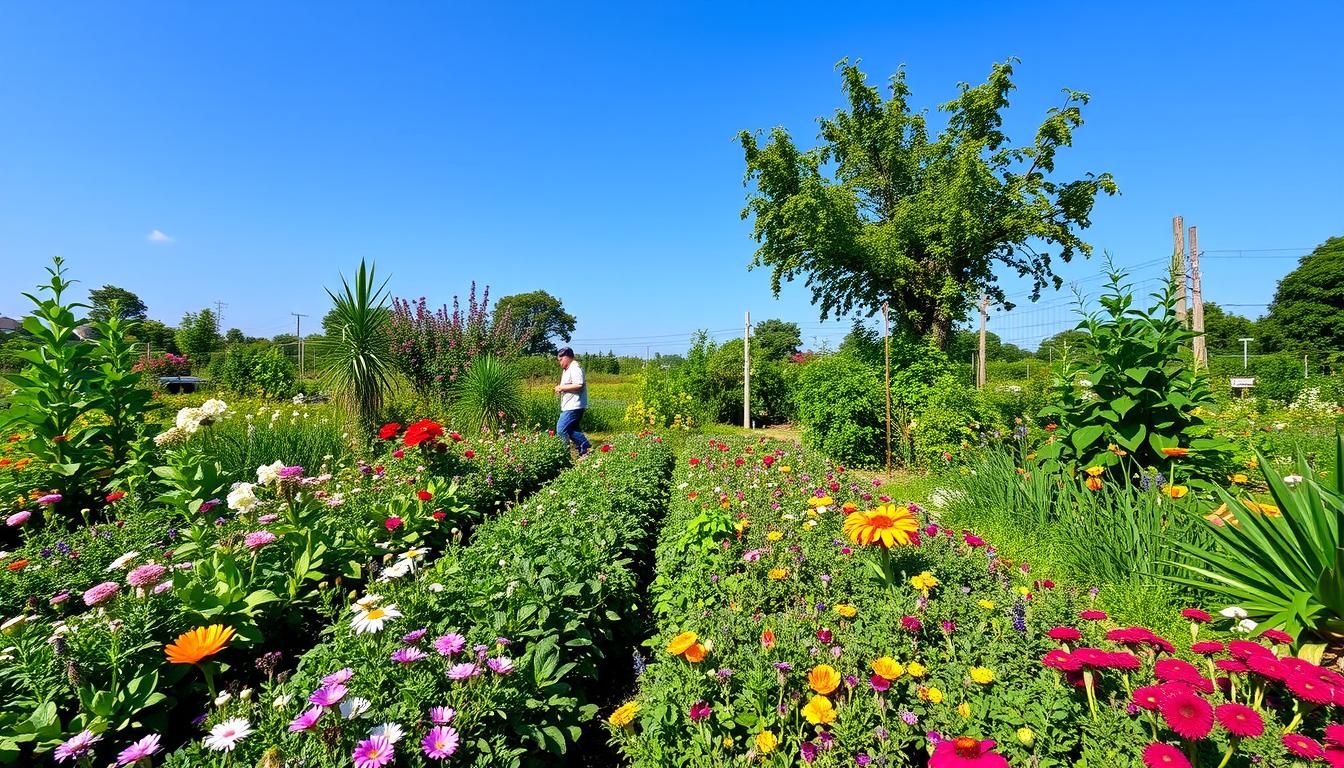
left=1261, top=628, right=1294, bottom=645
left=105, top=491, right=126, bottom=502
left=1214, top=702, right=1263, bottom=738
left=1283, top=734, right=1325, bottom=760
left=1158, top=685, right=1213, bottom=740
left=760, top=629, right=774, bottom=649
left=449, top=431, right=462, bottom=442
left=417, top=490, right=433, bottom=502
left=1044, top=423, right=1058, bottom=431
left=1215, top=659, right=1248, bottom=673
left=1155, top=658, right=1204, bottom=685
left=1106, top=652, right=1143, bottom=671
left=599, top=444, right=612, bottom=453
left=1041, top=649, right=1081, bottom=672
left=384, top=516, right=403, bottom=531
left=432, top=511, right=446, bottom=520
left=762, top=456, right=775, bottom=466
left=1191, top=641, right=1224, bottom=655
left=689, top=458, right=701, bottom=466
left=1142, top=743, right=1191, bottom=768
left=1246, top=655, right=1288, bottom=681
left=734, top=457, right=745, bottom=466
left=1286, top=673, right=1337, bottom=705
left=392, top=449, right=405, bottom=459
left=1326, top=724, right=1344, bottom=748
left=1046, top=627, right=1081, bottom=642
left=547, top=430, right=556, bottom=436
left=1181, top=608, right=1213, bottom=623
left=1079, top=610, right=1108, bottom=621
left=464, top=450, right=475, bottom=459
left=404, top=419, right=445, bottom=447
left=928, top=737, right=1009, bottom=768
left=6, top=559, right=28, bottom=571
left=1071, top=648, right=1111, bottom=669
left=378, top=423, right=402, bottom=440
left=1132, top=686, right=1164, bottom=711
left=1228, top=640, right=1273, bottom=660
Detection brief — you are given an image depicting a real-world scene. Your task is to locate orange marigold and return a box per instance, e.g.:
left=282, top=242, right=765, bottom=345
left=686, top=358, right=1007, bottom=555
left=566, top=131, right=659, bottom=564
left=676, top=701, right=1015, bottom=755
left=165, top=624, right=235, bottom=665
left=666, top=631, right=697, bottom=656
left=684, top=642, right=707, bottom=663
left=808, top=664, right=841, bottom=695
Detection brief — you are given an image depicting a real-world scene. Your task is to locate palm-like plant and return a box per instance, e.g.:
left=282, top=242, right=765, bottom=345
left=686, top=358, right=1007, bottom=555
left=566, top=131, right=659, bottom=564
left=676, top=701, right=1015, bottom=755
left=321, top=261, right=395, bottom=432
left=450, top=355, right=523, bottom=435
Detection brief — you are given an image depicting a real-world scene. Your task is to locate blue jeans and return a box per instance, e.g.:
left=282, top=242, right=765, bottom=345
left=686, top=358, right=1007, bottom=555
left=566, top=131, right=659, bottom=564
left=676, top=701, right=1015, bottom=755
left=557, top=408, right=591, bottom=456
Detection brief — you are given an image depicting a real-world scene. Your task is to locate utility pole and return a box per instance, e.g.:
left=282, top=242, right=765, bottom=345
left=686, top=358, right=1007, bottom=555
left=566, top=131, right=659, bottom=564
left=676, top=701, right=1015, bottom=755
left=1189, top=226, right=1206, bottom=368
left=976, top=294, right=988, bottom=389
left=214, top=301, right=228, bottom=333
left=742, top=311, right=751, bottom=429
left=883, top=302, right=892, bottom=478
left=1172, top=216, right=1188, bottom=328
left=292, top=313, right=308, bottom=375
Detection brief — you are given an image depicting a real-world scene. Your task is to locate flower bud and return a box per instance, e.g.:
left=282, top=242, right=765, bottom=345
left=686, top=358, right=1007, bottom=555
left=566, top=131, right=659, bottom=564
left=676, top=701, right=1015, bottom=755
left=1017, top=727, right=1034, bottom=747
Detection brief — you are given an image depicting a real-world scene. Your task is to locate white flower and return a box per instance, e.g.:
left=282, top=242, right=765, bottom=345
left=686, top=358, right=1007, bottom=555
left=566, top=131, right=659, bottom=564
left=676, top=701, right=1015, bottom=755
left=378, top=561, right=411, bottom=582
left=256, top=461, right=285, bottom=486
left=350, top=604, right=401, bottom=635
left=204, top=718, right=252, bottom=752
left=214, top=691, right=232, bottom=706
left=340, top=697, right=372, bottom=720
left=153, top=427, right=185, bottom=446
left=1236, top=618, right=1259, bottom=633
left=227, top=483, right=258, bottom=512
left=427, top=583, right=445, bottom=593
left=1, top=615, right=30, bottom=632
left=176, top=407, right=204, bottom=432
left=1284, top=474, right=1305, bottom=487
left=238, top=688, right=253, bottom=702
left=351, top=594, right=382, bottom=611
left=106, top=552, right=141, bottom=571
left=1220, top=606, right=1249, bottom=620
left=199, top=399, right=229, bottom=418
left=272, top=694, right=293, bottom=709
left=371, top=722, right=404, bottom=744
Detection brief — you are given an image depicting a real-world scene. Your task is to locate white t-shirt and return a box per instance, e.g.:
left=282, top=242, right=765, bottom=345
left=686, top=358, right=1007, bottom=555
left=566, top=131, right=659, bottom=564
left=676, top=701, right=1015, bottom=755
left=560, top=362, right=587, bottom=411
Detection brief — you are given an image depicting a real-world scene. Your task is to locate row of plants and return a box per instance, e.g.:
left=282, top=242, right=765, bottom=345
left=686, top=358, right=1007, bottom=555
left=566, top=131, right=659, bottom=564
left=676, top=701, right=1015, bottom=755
left=162, top=432, right=673, bottom=767
left=610, top=435, right=1344, bottom=767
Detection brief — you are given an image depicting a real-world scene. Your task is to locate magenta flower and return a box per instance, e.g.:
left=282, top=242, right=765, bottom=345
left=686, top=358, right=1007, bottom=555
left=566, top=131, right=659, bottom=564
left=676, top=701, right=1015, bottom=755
left=127, top=563, right=167, bottom=588
left=152, top=580, right=173, bottom=595
left=116, top=733, right=162, bottom=766
left=288, top=706, right=324, bottom=732
left=870, top=674, right=891, bottom=692
left=429, top=706, right=456, bottom=724
left=422, top=726, right=460, bottom=759
left=309, top=683, right=348, bottom=708
left=352, top=734, right=396, bottom=768
left=83, top=581, right=120, bottom=606
left=391, top=647, right=428, bottom=664
left=434, top=633, right=466, bottom=656
left=54, top=729, right=102, bottom=763
left=900, top=616, right=923, bottom=632
left=6, top=511, right=31, bottom=526
left=402, top=628, right=428, bottom=644
left=37, top=493, right=62, bottom=505
left=487, top=657, right=515, bottom=675
left=244, top=531, right=278, bottom=550
left=447, top=663, right=480, bottom=681
left=50, top=591, right=70, bottom=605
left=279, top=465, right=305, bottom=479
left=689, top=701, right=711, bottom=721
left=257, top=513, right=280, bottom=524
left=322, top=668, right=354, bottom=686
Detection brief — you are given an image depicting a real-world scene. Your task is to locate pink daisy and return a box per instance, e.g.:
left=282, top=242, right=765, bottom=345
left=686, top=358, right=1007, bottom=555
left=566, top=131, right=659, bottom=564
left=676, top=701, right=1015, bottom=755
left=83, top=581, right=120, bottom=606
left=1181, top=608, right=1213, bottom=623
left=1283, top=733, right=1325, bottom=760
left=353, top=734, right=396, bottom=768
left=391, top=647, right=428, bottom=664
left=309, top=683, right=348, bottom=708
left=434, top=633, right=467, bottom=656
left=447, top=663, right=479, bottom=681
left=1191, top=641, right=1224, bottom=655
left=429, top=706, right=456, bottom=724
left=323, top=668, right=354, bottom=686
left=116, top=733, right=162, bottom=766
left=1158, top=685, right=1213, bottom=740
left=1079, top=610, right=1108, bottom=621
left=1214, top=703, right=1263, bottom=738
left=422, top=726, right=459, bottom=759
left=1046, top=627, right=1081, bottom=642
left=127, top=563, right=167, bottom=588
left=289, top=707, right=324, bottom=732
left=1142, top=743, right=1191, bottom=768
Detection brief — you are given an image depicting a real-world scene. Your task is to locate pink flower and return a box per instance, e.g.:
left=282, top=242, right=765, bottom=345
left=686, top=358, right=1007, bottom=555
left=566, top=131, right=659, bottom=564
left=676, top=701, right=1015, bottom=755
left=54, top=729, right=102, bottom=763
left=1046, top=627, right=1081, bottom=642
left=1283, top=733, right=1325, bottom=760
left=1214, top=703, right=1263, bottom=738
left=689, top=701, right=711, bottom=722
left=391, top=647, right=428, bottom=664
left=257, top=513, right=280, bottom=524
left=870, top=674, right=891, bottom=692
left=83, top=581, right=120, bottom=606
left=1142, top=743, right=1191, bottom=768
left=487, top=657, right=514, bottom=675
left=928, top=737, right=1009, bottom=768
left=6, top=511, right=31, bottom=526
left=429, top=706, right=456, bottom=724
left=244, top=531, right=278, bottom=550
left=288, top=707, right=324, bottom=732
left=1132, top=686, right=1164, bottom=711
left=1158, top=685, right=1213, bottom=740
left=323, top=668, right=354, bottom=686
left=116, top=733, right=162, bottom=766
left=422, top=726, right=459, bottom=759
left=1078, top=610, right=1108, bottom=621
left=352, top=734, right=396, bottom=768
left=37, top=493, right=62, bottom=505
left=127, top=563, right=167, bottom=588
left=308, top=683, right=348, bottom=708
left=447, top=663, right=479, bottom=681
left=152, top=580, right=173, bottom=595
left=434, top=633, right=466, bottom=656
left=1181, top=608, right=1213, bottom=623
left=1261, top=628, right=1294, bottom=645
left=385, top=517, right=403, bottom=531
left=1191, top=641, right=1224, bottom=655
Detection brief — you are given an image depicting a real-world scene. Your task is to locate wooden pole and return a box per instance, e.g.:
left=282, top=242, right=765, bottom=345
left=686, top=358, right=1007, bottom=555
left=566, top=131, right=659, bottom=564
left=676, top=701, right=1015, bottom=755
left=883, top=302, right=892, bottom=478
left=1189, top=226, right=1206, bottom=368
left=1172, top=216, right=1188, bottom=328
left=743, top=311, right=751, bottom=429
left=977, top=294, right=988, bottom=389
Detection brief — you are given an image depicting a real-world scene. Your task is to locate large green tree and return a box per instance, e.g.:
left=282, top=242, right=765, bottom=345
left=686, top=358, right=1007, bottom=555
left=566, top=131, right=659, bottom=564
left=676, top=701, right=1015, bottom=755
left=739, top=59, right=1117, bottom=348
left=1201, top=302, right=1258, bottom=356
left=753, top=319, right=803, bottom=360
left=176, top=308, right=220, bottom=362
left=494, top=290, right=576, bottom=355
left=87, top=284, right=148, bottom=323
left=1259, top=237, right=1344, bottom=353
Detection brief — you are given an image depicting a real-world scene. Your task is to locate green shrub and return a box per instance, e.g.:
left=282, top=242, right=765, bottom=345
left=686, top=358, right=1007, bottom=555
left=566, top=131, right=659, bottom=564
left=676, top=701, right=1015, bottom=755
left=450, top=355, right=523, bottom=434
left=210, top=345, right=298, bottom=399
left=910, top=375, right=1004, bottom=466
left=792, top=352, right=885, bottom=467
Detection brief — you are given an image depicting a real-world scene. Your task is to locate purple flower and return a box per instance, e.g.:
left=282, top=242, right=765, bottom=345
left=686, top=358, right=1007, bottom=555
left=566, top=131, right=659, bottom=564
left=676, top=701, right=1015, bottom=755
left=54, top=729, right=102, bottom=763
left=800, top=741, right=818, bottom=763
left=6, top=511, right=31, bottom=526
left=875, top=726, right=890, bottom=740
left=152, top=580, right=173, bottom=595
left=244, top=531, right=278, bottom=550
left=433, top=633, right=466, bottom=656
left=391, top=647, right=428, bottom=664
left=116, top=733, right=162, bottom=766
left=429, top=706, right=456, bottom=724
left=323, top=668, right=354, bottom=686
left=37, top=493, right=62, bottom=505
left=309, top=683, right=348, bottom=707
left=279, top=465, right=305, bottom=479
left=199, top=498, right=222, bottom=513
left=422, top=726, right=459, bottom=759
left=402, top=628, right=428, bottom=644
left=128, top=563, right=167, bottom=588
left=688, top=701, right=711, bottom=721
left=447, top=663, right=479, bottom=681
left=486, top=657, right=514, bottom=675
left=352, top=734, right=395, bottom=768
left=857, top=755, right=873, bottom=765
left=50, top=591, right=70, bottom=605
left=288, top=706, right=324, bottom=732
left=900, top=710, right=918, bottom=725
left=774, top=662, right=793, bottom=671
left=83, top=581, right=120, bottom=606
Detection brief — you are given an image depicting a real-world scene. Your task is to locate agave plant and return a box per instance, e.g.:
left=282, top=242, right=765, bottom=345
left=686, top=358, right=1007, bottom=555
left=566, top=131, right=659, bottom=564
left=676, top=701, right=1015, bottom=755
left=1169, top=438, right=1344, bottom=641
left=320, top=260, right=395, bottom=433
left=449, top=354, right=522, bottom=435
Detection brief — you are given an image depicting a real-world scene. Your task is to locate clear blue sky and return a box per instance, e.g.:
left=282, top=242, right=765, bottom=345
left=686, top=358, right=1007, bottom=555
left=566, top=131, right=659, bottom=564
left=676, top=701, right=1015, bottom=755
left=2, top=1, right=1340, bottom=356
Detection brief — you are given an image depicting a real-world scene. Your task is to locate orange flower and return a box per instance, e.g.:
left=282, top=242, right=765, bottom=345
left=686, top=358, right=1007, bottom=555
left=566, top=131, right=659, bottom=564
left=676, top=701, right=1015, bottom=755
left=684, top=643, right=707, bottom=663
left=666, top=631, right=698, bottom=656
left=1085, top=476, right=1103, bottom=491
left=7, top=559, right=29, bottom=571
left=843, top=503, right=919, bottom=548
left=761, top=629, right=775, bottom=649
left=1162, top=447, right=1190, bottom=457
left=808, top=664, right=841, bottom=695
left=1166, top=485, right=1189, bottom=499
left=165, top=624, right=235, bottom=665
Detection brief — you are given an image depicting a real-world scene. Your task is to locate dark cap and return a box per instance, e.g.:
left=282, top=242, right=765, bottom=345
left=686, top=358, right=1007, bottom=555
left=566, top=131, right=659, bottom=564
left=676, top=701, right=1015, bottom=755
left=556, top=347, right=575, bottom=358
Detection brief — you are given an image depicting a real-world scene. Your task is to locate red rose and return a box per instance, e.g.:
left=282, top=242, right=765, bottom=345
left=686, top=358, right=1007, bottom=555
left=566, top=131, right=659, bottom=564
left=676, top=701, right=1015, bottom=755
left=547, top=430, right=556, bottom=436
left=378, top=423, right=402, bottom=440
left=417, top=490, right=433, bottom=501
left=385, top=516, right=403, bottom=530
left=105, top=491, right=126, bottom=502
left=464, top=450, right=475, bottom=459
left=404, top=419, right=445, bottom=447
left=599, top=444, right=612, bottom=453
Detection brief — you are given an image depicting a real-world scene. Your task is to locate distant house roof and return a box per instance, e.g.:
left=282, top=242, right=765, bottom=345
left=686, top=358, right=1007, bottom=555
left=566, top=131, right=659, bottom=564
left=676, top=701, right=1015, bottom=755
left=0, top=316, right=19, bottom=332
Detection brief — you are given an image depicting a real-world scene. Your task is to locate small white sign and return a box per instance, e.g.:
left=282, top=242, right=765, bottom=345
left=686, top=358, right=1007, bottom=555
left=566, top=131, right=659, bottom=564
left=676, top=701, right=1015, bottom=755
left=1230, top=377, right=1256, bottom=388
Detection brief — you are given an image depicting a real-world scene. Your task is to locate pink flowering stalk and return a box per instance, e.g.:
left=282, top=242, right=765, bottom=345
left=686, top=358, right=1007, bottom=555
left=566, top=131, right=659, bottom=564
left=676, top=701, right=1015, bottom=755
left=244, top=531, right=278, bottom=550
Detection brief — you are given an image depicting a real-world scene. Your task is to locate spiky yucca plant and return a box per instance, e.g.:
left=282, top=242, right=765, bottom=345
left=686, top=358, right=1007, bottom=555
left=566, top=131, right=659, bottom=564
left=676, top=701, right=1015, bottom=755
left=450, top=354, right=523, bottom=435
left=321, top=261, right=395, bottom=432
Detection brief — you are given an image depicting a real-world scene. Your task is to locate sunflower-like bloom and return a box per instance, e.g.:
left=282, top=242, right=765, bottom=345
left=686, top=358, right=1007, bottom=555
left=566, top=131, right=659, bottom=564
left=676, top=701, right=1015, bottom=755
left=871, top=657, right=905, bottom=681
left=842, top=503, right=919, bottom=548
left=608, top=701, right=639, bottom=728
left=165, top=625, right=235, bottom=665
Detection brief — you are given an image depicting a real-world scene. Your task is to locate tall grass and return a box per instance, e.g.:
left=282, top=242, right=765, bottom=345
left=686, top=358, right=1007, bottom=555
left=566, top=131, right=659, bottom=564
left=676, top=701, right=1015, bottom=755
left=321, top=260, right=396, bottom=433
left=206, top=406, right=352, bottom=480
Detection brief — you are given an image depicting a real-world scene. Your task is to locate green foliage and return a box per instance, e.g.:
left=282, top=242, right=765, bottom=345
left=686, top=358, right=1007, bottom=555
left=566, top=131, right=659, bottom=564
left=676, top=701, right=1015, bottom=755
left=86, top=285, right=148, bottom=323
left=792, top=352, right=884, bottom=466
left=910, top=375, right=1003, bottom=466
left=494, top=290, right=577, bottom=356
left=752, top=318, right=802, bottom=360
left=739, top=59, right=1117, bottom=347
left=1037, top=265, right=1228, bottom=479
left=210, top=345, right=298, bottom=399
left=86, top=311, right=157, bottom=485
left=174, top=308, right=219, bottom=362
left=320, top=260, right=396, bottom=432
left=127, top=318, right=178, bottom=355
left=450, top=355, right=524, bottom=434
left=1201, top=301, right=1258, bottom=356
left=1260, top=236, right=1344, bottom=353
left=387, top=285, right=528, bottom=398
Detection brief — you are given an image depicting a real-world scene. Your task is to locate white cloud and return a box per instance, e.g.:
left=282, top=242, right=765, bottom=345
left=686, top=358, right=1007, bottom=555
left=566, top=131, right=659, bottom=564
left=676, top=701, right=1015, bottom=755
left=146, top=229, right=175, bottom=243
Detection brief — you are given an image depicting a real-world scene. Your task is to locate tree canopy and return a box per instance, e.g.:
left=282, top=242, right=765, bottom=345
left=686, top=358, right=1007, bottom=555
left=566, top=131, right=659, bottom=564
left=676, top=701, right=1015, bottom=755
left=739, top=59, right=1117, bottom=348
left=753, top=319, right=803, bottom=360
left=1200, top=302, right=1258, bottom=356
left=87, top=285, right=148, bottom=323
left=494, top=290, right=576, bottom=356
left=176, top=308, right=220, bottom=361
left=1259, top=237, right=1344, bottom=353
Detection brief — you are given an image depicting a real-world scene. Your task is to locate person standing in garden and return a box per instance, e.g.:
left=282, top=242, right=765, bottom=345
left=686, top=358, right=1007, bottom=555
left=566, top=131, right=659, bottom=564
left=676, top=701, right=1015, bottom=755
left=554, top=347, right=591, bottom=457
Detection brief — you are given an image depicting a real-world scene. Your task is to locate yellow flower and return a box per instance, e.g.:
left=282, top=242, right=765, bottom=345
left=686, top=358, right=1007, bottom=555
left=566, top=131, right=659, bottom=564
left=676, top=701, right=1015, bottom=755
left=1166, top=485, right=1189, bottom=499
left=910, top=571, right=939, bottom=593
left=766, top=531, right=783, bottom=542
left=808, top=496, right=834, bottom=508
left=608, top=701, right=639, bottom=727
left=722, top=736, right=733, bottom=748
left=768, top=568, right=788, bottom=581
left=778, top=465, right=791, bottom=474
left=734, top=519, right=750, bottom=533
left=870, top=657, right=904, bottom=681
left=843, top=503, right=920, bottom=548
left=1014, top=586, right=1030, bottom=597
left=969, top=667, right=995, bottom=685
left=1231, top=473, right=1249, bottom=485
left=666, top=631, right=697, bottom=656
left=977, top=599, right=996, bottom=610
left=754, top=730, right=778, bottom=754
left=956, top=702, right=971, bottom=718
left=1017, top=727, right=1035, bottom=746
left=164, top=624, right=235, bottom=665
left=907, top=661, right=928, bottom=678
left=834, top=604, right=857, bottom=618
left=918, top=686, right=944, bottom=704
left=808, top=664, right=841, bottom=695
left=801, top=695, right=836, bottom=725
left=1084, top=465, right=1104, bottom=477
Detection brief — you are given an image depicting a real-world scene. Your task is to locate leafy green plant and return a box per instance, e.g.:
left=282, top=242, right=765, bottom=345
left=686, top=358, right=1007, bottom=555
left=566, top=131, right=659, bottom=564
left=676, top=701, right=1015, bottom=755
left=320, top=260, right=396, bottom=433
left=210, top=345, right=297, bottom=399
left=450, top=354, right=523, bottom=434
left=792, top=352, right=885, bottom=467
left=87, top=309, right=157, bottom=488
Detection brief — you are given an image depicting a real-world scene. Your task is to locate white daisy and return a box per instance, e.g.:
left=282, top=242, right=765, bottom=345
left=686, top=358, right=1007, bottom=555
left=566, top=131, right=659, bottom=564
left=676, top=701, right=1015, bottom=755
left=340, top=697, right=372, bottom=720
left=370, top=722, right=405, bottom=744
left=350, top=604, right=401, bottom=635
left=204, top=718, right=252, bottom=752
left=107, top=552, right=141, bottom=571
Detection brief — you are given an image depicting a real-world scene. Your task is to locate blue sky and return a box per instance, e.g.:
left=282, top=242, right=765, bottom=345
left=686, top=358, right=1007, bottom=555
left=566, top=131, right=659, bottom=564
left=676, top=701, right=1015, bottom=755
left=1, top=2, right=1340, bottom=356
